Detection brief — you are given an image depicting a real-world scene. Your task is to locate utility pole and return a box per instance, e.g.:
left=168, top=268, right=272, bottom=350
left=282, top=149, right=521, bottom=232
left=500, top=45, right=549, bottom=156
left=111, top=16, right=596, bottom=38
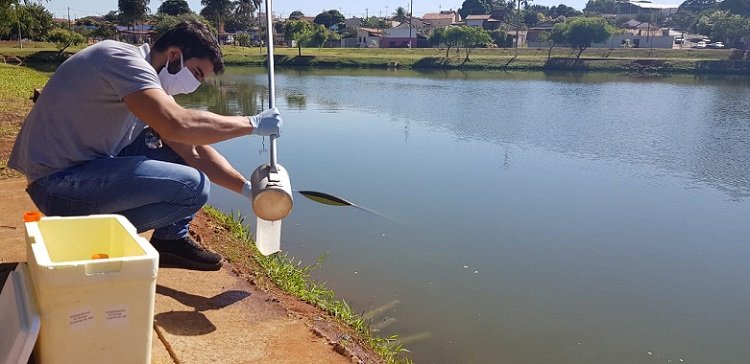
left=409, top=0, right=413, bottom=48
left=514, top=0, right=520, bottom=56
left=15, top=3, right=21, bottom=49
left=67, top=7, right=71, bottom=29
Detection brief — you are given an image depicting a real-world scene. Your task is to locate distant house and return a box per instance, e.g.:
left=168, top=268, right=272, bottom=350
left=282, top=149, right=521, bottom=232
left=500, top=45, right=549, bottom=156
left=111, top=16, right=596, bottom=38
left=618, top=1, right=678, bottom=17
left=344, top=17, right=362, bottom=29
left=526, top=22, right=555, bottom=48
left=421, top=11, right=459, bottom=33
left=115, top=24, right=156, bottom=44
left=380, top=23, right=427, bottom=48
left=356, top=27, right=382, bottom=48
left=620, top=19, right=663, bottom=37
left=465, top=14, right=491, bottom=28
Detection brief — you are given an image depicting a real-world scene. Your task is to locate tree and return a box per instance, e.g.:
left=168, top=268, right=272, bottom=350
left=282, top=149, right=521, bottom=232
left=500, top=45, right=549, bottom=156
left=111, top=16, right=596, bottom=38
left=561, top=16, right=614, bottom=58
left=490, top=29, right=510, bottom=47
left=672, top=10, right=696, bottom=47
left=234, top=32, right=250, bottom=46
left=361, top=16, right=391, bottom=29
left=284, top=20, right=313, bottom=55
left=524, top=11, right=540, bottom=27
left=549, top=4, right=581, bottom=18
left=313, top=9, right=344, bottom=28
left=394, top=7, right=408, bottom=22
left=200, top=0, right=235, bottom=34
left=459, top=26, right=491, bottom=62
left=679, top=0, right=718, bottom=13
left=10, top=3, right=54, bottom=41
left=119, top=0, right=150, bottom=26
left=696, top=10, right=750, bottom=47
left=539, top=23, right=566, bottom=59
left=720, top=0, right=750, bottom=17
left=158, top=0, right=191, bottom=16
left=154, top=13, right=215, bottom=36
left=289, top=10, right=304, bottom=20
left=429, top=26, right=465, bottom=57
left=48, top=28, right=86, bottom=55
left=103, top=10, right=120, bottom=22
left=584, top=0, right=619, bottom=14
left=458, top=0, right=503, bottom=20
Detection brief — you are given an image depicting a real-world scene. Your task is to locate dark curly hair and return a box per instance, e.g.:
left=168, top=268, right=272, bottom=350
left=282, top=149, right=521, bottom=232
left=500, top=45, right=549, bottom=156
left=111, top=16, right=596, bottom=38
left=153, top=20, right=224, bottom=75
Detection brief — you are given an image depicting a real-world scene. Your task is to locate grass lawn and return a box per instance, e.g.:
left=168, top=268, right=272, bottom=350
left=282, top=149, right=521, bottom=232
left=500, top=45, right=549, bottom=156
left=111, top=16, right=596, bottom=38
left=0, top=63, right=49, bottom=177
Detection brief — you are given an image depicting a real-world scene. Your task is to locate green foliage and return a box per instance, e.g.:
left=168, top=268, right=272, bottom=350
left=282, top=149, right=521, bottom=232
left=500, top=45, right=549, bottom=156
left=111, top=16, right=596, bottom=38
left=557, top=16, right=614, bottom=58
left=679, top=0, right=719, bottom=13
left=199, top=0, right=235, bottom=29
left=118, top=0, right=150, bottom=26
left=719, top=0, right=750, bottom=17
left=695, top=10, right=750, bottom=47
left=289, top=10, right=305, bottom=19
left=313, top=9, right=344, bottom=28
left=393, top=6, right=408, bottom=22
left=458, top=0, right=506, bottom=20
left=284, top=20, right=315, bottom=55
left=47, top=28, right=86, bottom=54
left=460, top=26, right=492, bottom=61
left=549, top=4, right=581, bottom=17
left=154, top=13, right=215, bottom=37
left=671, top=10, right=697, bottom=33
left=0, top=2, right=54, bottom=41
left=158, top=0, right=192, bottom=16
left=490, top=29, right=512, bottom=47
left=361, top=16, right=391, bottom=29
left=234, top=32, right=250, bottom=46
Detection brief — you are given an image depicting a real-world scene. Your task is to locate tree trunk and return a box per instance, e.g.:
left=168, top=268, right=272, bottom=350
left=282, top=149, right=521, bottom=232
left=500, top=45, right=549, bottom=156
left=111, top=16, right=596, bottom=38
left=446, top=46, right=451, bottom=58
left=298, top=44, right=302, bottom=56
left=577, top=47, right=585, bottom=59
left=547, top=44, right=554, bottom=60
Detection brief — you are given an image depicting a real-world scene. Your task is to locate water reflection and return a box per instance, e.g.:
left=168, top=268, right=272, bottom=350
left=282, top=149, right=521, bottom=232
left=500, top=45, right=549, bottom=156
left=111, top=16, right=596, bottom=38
left=175, top=73, right=268, bottom=115
left=183, top=67, right=750, bottom=363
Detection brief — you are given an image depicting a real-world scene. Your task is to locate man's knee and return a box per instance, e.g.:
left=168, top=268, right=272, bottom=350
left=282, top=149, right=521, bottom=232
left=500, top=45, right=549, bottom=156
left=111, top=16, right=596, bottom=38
left=191, top=171, right=210, bottom=208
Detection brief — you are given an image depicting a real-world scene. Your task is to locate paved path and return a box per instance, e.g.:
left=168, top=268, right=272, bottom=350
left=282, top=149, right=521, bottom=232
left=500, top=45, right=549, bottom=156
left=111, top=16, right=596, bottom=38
left=0, top=178, right=353, bottom=364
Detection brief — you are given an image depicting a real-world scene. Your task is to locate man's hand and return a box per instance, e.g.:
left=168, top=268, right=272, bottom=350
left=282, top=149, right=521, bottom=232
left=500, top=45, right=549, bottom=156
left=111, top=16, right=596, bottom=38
left=248, top=107, right=282, bottom=137
left=241, top=180, right=253, bottom=200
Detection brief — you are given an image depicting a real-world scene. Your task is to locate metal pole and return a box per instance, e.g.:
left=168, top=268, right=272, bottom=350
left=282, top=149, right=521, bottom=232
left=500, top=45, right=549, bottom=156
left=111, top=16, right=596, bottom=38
left=16, top=4, right=22, bottom=49
left=265, top=0, right=278, bottom=169
left=409, top=0, right=413, bottom=47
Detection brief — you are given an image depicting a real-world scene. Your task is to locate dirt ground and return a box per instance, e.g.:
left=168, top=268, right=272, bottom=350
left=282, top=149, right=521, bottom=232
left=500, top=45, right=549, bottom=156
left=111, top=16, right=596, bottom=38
left=0, top=98, right=384, bottom=364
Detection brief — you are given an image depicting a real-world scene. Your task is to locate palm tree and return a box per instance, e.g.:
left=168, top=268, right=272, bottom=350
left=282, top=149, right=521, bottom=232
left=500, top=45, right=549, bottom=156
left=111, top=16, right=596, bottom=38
left=393, top=6, right=407, bottom=23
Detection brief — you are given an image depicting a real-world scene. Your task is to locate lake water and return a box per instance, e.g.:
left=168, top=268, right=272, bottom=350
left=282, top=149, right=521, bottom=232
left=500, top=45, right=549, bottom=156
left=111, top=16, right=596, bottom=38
left=177, top=68, right=750, bottom=363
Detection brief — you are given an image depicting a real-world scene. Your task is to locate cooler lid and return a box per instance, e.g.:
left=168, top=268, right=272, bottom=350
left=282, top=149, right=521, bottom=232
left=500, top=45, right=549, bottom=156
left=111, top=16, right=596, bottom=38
left=0, top=262, right=40, bottom=364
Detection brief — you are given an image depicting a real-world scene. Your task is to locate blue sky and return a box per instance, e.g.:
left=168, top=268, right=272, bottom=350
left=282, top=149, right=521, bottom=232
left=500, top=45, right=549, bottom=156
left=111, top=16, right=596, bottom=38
left=47, top=0, right=685, bottom=20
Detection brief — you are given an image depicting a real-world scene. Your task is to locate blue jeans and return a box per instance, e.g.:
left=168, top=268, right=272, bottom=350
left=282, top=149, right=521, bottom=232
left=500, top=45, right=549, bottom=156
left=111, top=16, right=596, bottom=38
left=26, top=129, right=210, bottom=240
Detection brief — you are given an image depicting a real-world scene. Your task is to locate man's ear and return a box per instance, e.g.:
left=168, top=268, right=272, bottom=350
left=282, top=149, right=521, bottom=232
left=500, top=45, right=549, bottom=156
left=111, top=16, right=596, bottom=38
left=166, top=46, right=182, bottom=63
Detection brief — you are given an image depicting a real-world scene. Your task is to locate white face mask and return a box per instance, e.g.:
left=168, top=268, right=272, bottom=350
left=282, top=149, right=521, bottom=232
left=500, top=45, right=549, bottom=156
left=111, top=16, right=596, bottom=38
left=158, top=53, right=201, bottom=95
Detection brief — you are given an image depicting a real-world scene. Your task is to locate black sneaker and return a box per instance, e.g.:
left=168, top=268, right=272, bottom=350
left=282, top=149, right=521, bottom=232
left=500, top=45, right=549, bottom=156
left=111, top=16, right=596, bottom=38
left=150, top=236, right=222, bottom=271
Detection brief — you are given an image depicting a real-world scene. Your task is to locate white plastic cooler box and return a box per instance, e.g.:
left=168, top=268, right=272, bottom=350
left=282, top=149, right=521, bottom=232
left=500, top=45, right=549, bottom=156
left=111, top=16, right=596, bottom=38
left=24, top=214, right=159, bottom=364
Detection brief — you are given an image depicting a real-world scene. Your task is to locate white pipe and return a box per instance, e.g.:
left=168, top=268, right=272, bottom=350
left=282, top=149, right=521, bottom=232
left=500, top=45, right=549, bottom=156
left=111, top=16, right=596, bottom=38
left=264, top=0, right=278, bottom=170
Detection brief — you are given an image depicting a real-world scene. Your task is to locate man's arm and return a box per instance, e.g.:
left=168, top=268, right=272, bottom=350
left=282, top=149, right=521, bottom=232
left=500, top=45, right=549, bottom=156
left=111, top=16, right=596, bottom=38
left=124, top=88, right=252, bottom=145
left=165, top=140, right=246, bottom=194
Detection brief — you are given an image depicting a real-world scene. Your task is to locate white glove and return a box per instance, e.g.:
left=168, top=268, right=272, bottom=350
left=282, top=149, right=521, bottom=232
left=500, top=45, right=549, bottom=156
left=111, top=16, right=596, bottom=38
left=248, top=107, right=282, bottom=137
left=241, top=180, right=252, bottom=200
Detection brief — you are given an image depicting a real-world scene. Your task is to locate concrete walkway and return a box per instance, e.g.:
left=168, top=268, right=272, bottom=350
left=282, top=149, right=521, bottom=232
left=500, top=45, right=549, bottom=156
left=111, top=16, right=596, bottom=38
left=0, top=178, right=354, bottom=364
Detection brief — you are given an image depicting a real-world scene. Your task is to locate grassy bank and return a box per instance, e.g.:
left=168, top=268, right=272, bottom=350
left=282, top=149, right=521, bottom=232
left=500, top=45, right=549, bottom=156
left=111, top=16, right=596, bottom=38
left=202, top=206, right=412, bottom=364
left=2, top=42, right=747, bottom=75
left=0, top=63, right=49, bottom=178
left=220, top=45, right=745, bottom=74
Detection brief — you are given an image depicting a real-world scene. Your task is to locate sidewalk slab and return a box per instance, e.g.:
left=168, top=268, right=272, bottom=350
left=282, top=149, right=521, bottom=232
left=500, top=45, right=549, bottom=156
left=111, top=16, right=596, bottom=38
left=0, top=177, right=350, bottom=364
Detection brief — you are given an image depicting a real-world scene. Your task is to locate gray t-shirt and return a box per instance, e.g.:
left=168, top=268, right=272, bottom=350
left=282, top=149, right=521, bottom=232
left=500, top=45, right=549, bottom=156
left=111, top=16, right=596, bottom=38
left=9, top=40, right=161, bottom=183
